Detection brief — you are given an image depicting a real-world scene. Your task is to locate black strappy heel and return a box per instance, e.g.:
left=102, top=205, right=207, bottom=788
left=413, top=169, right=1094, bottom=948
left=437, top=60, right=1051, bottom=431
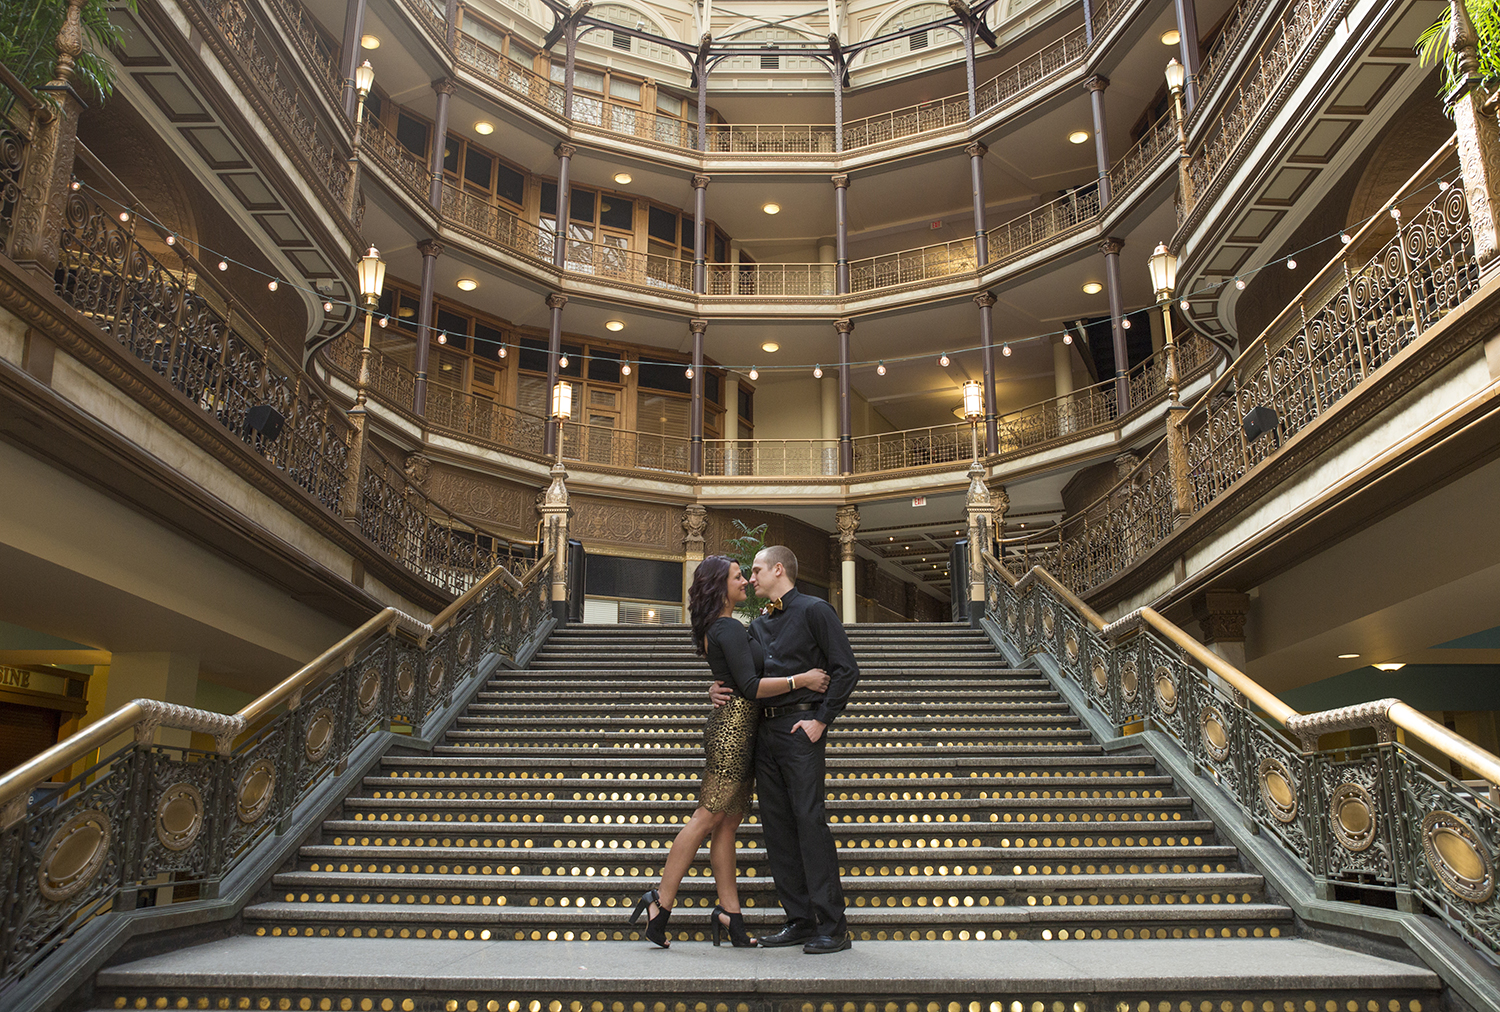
left=629, top=887, right=671, bottom=947
left=710, top=905, right=756, bottom=947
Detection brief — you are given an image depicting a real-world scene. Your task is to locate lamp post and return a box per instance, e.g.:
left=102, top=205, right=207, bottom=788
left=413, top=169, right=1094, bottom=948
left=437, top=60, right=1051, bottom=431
left=551, top=380, right=573, bottom=464
left=962, top=379, right=984, bottom=461
left=342, top=244, right=385, bottom=522
left=1148, top=240, right=1194, bottom=526
left=346, top=60, right=374, bottom=219
left=1165, top=58, right=1192, bottom=208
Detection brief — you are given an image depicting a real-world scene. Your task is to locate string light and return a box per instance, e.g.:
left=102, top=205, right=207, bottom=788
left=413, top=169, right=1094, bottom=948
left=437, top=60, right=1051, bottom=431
left=876, top=361, right=886, bottom=376
left=1121, top=318, right=1131, bottom=329
left=1439, top=180, right=1451, bottom=191
left=165, top=234, right=176, bottom=246
left=118, top=212, right=130, bottom=223
left=559, top=354, right=569, bottom=368
left=1234, top=278, right=1246, bottom=290
left=813, top=364, right=823, bottom=378
left=1286, top=258, right=1296, bottom=269
left=70, top=180, right=80, bottom=191
left=620, top=359, right=630, bottom=376
left=323, top=301, right=333, bottom=312
left=436, top=331, right=444, bottom=342
left=1341, top=233, right=1352, bottom=244
left=748, top=366, right=758, bottom=380
left=685, top=366, right=694, bottom=379
left=1180, top=299, right=1189, bottom=310
left=379, top=317, right=389, bottom=328
left=939, top=353, right=950, bottom=367
left=218, top=261, right=228, bottom=271
left=498, top=345, right=507, bottom=359
left=1002, top=343, right=1012, bottom=356
left=1062, top=333, right=1072, bottom=345
left=267, top=280, right=278, bottom=291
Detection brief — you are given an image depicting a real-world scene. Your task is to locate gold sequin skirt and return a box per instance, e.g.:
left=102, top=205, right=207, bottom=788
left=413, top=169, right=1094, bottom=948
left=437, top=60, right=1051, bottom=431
left=700, top=694, right=759, bottom=815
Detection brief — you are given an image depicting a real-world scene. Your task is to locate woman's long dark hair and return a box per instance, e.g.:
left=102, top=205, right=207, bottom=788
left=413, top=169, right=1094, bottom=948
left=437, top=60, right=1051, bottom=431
left=688, top=555, right=735, bottom=656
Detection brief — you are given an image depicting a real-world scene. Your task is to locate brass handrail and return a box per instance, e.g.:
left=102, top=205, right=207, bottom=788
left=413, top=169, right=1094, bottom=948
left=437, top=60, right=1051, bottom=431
left=981, top=551, right=1500, bottom=783
left=0, top=704, right=148, bottom=817
left=424, top=552, right=554, bottom=643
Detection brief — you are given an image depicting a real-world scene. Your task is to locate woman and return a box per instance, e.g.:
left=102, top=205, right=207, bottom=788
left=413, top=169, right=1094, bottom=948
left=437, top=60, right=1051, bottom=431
left=629, top=555, right=828, bottom=948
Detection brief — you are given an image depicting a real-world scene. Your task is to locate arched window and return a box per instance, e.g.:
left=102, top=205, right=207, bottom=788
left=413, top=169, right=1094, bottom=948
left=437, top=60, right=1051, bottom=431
left=717, top=24, right=823, bottom=73
left=857, top=3, right=964, bottom=68
left=589, top=4, right=678, bottom=64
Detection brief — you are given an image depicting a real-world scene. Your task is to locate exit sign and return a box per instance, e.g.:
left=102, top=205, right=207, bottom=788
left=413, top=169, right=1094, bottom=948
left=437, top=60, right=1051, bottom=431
left=912, top=496, right=927, bottom=507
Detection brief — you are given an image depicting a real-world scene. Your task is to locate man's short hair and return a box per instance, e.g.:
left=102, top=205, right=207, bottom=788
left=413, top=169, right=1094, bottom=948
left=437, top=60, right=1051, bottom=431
left=757, top=545, right=799, bottom=583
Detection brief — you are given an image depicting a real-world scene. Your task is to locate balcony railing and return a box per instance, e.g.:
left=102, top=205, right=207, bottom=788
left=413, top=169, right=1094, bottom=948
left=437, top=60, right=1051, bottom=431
left=262, top=0, right=345, bottom=107
left=0, top=66, right=38, bottom=258
left=51, top=183, right=513, bottom=593
left=1049, top=139, right=1474, bottom=594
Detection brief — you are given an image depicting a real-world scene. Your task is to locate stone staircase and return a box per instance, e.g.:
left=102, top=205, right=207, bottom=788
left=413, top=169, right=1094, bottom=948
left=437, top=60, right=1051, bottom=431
left=87, top=623, right=1443, bottom=1012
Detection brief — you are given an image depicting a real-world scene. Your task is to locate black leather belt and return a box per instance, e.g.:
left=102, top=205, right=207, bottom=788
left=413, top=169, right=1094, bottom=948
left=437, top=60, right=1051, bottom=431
left=762, top=702, right=817, bottom=719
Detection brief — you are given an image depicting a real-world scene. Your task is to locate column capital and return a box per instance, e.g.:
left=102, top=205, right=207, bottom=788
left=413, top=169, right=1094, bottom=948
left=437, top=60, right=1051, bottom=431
left=691, top=173, right=711, bottom=189
left=831, top=173, right=850, bottom=189
left=416, top=239, right=445, bottom=258
left=545, top=292, right=568, bottom=310
left=433, top=77, right=458, bottom=95
left=681, top=503, right=708, bottom=548
left=1099, top=236, right=1124, bottom=256
left=833, top=317, right=855, bottom=334
left=554, top=142, right=578, bottom=160
left=963, top=141, right=988, bottom=159
left=1086, top=74, right=1110, bottom=93
left=973, top=290, right=996, bottom=308
left=689, top=318, right=709, bottom=335
left=1192, top=590, right=1250, bottom=644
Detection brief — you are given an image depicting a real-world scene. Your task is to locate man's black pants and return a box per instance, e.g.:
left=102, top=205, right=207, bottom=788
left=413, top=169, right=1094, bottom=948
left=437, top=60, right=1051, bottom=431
left=755, top=713, right=846, bottom=933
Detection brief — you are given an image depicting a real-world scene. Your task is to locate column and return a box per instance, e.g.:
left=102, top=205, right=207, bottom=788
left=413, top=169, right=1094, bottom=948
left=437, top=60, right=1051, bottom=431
left=820, top=372, right=838, bottom=475
left=1086, top=76, right=1112, bottom=206
left=689, top=319, right=707, bottom=474
left=543, top=292, right=567, bottom=457
left=429, top=79, right=456, bottom=210
left=723, top=374, right=740, bottom=476
left=692, top=175, right=709, bottom=293
left=553, top=144, right=576, bottom=269
left=414, top=240, right=442, bottom=416
left=1052, top=335, right=1074, bottom=398
left=682, top=504, right=708, bottom=609
left=967, top=142, right=989, bottom=265
left=818, top=239, right=836, bottom=296
left=836, top=318, right=853, bottom=474
left=1174, top=0, right=1202, bottom=111
left=1101, top=237, right=1129, bottom=415
left=974, top=292, right=998, bottom=454
left=339, top=0, right=369, bottom=120
left=832, top=174, right=850, bottom=294
left=836, top=505, right=859, bottom=625
left=10, top=0, right=87, bottom=276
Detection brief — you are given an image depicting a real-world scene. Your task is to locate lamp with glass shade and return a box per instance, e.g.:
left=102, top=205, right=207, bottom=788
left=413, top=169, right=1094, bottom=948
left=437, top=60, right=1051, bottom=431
left=351, top=245, right=386, bottom=415
left=551, top=381, right=573, bottom=463
left=962, top=380, right=984, bottom=461
left=1149, top=241, right=1181, bottom=405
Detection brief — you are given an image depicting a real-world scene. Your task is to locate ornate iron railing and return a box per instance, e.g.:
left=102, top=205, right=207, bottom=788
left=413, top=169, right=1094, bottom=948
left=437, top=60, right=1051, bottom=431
left=0, top=66, right=37, bottom=258
left=1049, top=141, right=1474, bottom=594
left=52, top=186, right=507, bottom=591
left=0, top=558, right=553, bottom=987
left=199, top=0, right=351, bottom=208
left=261, top=0, right=345, bottom=107
left=981, top=554, right=1500, bottom=957
left=362, top=117, right=432, bottom=206
left=1180, top=0, right=1346, bottom=217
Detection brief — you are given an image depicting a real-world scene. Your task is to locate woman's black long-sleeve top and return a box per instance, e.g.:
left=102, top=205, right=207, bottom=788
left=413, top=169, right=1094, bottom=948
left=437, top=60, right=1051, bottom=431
left=705, top=616, right=764, bottom=700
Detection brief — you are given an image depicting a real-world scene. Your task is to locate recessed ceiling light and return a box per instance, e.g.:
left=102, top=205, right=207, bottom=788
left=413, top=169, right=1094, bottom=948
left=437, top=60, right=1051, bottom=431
left=456, top=278, right=478, bottom=291
left=474, top=121, right=494, bottom=135
left=762, top=202, right=781, bottom=214
left=360, top=34, right=380, bottom=49
left=1374, top=663, right=1406, bottom=671
left=614, top=172, right=633, bottom=184
left=1337, top=653, right=1360, bottom=659
left=1161, top=29, right=1181, bottom=45
left=1082, top=282, right=1103, bottom=294
left=1068, top=131, right=1090, bottom=145
left=605, top=320, right=625, bottom=331
left=761, top=342, right=779, bottom=353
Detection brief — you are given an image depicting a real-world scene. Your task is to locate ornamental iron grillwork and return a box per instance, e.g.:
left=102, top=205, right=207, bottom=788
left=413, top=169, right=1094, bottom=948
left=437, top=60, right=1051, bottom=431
left=982, top=551, right=1500, bottom=956
left=0, top=563, right=552, bottom=985
left=1044, top=142, right=1475, bottom=595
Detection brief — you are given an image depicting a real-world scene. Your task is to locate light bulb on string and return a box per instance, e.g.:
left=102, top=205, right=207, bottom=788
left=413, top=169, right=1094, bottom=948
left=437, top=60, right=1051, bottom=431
left=620, top=359, right=630, bottom=376
left=1062, top=332, right=1072, bottom=345
left=559, top=354, right=569, bottom=368
left=498, top=346, right=508, bottom=359
left=1286, top=258, right=1296, bottom=270
left=748, top=366, right=758, bottom=380
left=323, top=301, right=333, bottom=312
left=165, top=234, right=176, bottom=246
left=1002, top=343, right=1012, bottom=357
left=685, top=366, right=694, bottom=379
left=876, top=361, right=886, bottom=376
left=1234, top=278, right=1246, bottom=290
left=1180, top=299, right=1189, bottom=311
left=379, top=317, right=389, bottom=328
left=1341, top=233, right=1352, bottom=244
left=436, top=332, right=445, bottom=342
left=218, top=261, right=228, bottom=272
left=1121, top=318, right=1131, bottom=329
left=1439, top=179, right=1451, bottom=191
left=267, top=280, right=278, bottom=291
left=813, top=364, right=823, bottom=379
left=939, top=353, right=950, bottom=367
left=70, top=181, right=80, bottom=191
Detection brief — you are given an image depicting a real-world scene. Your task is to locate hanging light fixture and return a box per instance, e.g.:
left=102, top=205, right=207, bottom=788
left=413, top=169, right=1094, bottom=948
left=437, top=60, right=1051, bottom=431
left=1002, top=343, right=1011, bottom=356
left=939, top=353, right=950, bottom=367
left=876, top=361, right=886, bottom=376
left=748, top=366, right=759, bottom=380
left=813, top=364, right=823, bottom=378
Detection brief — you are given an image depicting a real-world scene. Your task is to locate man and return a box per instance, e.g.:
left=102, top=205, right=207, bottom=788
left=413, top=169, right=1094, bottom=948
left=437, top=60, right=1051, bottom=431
left=711, top=544, right=859, bottom=953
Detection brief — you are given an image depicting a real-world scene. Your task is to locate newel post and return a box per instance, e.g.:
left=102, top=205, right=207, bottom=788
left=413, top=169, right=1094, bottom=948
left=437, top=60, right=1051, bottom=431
left=965, top=461, right=995, bottom=627
left=1450, top=0, right=1500, bottom=280
left=11, top=0, right=88, bottom=276
left=540, top=461, right=571, bottom=622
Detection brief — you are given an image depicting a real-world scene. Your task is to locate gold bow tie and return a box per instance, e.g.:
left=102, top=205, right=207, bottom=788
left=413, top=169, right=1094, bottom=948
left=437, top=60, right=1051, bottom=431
left=765, top=598, right=784, bottom=613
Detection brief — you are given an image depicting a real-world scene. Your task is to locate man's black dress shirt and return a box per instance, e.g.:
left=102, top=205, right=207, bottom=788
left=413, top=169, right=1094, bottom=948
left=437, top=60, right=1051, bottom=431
left=750, top=587, right=859, bottom=727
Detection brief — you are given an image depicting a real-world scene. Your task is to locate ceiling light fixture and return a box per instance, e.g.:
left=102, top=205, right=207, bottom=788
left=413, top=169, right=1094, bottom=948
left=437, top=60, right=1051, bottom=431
left=762, top=342, right=779, bottom=353
left=605, top=320, right=625, bottom=331
left=1083, top=282, right=1103, bottom=294
left=456, top=278, right=478, bottom=291
left=360, top=34, right=380, bottom=49
left=474, top=121, right=494, bottom=135
left=614, top=172, right=632, bottom=184
left=1338, top=653, right=1360, bottom=659
left=762, top=202, right=781, bottom=214
left=1373, top=663, right=1406, bottom=671
left=1069, top=130, right=1090, bottom=144
left=1161, top=29, right=1181, bottom=45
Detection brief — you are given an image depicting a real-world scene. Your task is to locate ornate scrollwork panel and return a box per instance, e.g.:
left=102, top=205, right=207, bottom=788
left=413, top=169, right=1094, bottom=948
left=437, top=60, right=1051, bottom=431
left=357, top=664, right=381, bottom=717
left=37, top=809, right=113, bottom=902
left=235, top=759, right=277, bottom=826
left=1329, top=781, right=1378, bottom=852
left=1421, top=811, right=1495, bottom=904
left=1317, top=755, right=1394, bottom=881
left=154, top=783, right=204, bottom=853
